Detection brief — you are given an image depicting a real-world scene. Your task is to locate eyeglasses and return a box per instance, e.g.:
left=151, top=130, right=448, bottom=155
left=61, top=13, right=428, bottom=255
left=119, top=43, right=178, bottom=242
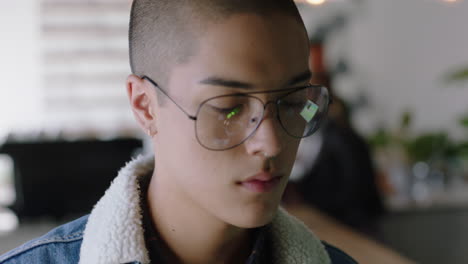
left=142, top=75, right=330, bottom=151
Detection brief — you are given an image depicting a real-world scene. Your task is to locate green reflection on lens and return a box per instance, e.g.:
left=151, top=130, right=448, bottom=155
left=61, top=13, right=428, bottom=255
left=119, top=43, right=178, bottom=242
left=226, top=107, right=240, bottom=119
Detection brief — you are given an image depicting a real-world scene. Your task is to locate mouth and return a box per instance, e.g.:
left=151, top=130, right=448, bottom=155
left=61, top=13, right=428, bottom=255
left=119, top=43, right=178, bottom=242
left=237, top=172, right=283, bottom=193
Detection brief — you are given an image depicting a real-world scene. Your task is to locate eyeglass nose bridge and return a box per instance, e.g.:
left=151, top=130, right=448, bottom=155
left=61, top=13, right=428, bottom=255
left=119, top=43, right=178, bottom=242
left=260, top=100, right=280, bottom=120
left=249, top=100, right=281, bottom=135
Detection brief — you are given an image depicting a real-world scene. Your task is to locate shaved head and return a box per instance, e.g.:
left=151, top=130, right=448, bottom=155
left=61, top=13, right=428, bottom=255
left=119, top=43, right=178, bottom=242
left=129, top=0, right=305, bottom=87
left=126, top=0, right=312, bottom=234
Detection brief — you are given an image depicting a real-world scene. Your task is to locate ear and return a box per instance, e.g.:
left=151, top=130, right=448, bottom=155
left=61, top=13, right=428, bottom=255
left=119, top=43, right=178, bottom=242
left=126, top=74, right=158, bottom=136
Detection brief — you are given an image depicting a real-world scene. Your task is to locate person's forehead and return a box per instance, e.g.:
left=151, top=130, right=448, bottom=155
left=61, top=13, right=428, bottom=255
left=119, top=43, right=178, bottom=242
left=166, top=13, right=309, bottom=102
left=203, top=13, right=308, bottom=50
left=199, top=15, right=308, bottom=81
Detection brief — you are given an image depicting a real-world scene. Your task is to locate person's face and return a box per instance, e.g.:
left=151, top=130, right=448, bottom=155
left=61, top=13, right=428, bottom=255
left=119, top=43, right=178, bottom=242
left=147, top=13, right=309, bottom=228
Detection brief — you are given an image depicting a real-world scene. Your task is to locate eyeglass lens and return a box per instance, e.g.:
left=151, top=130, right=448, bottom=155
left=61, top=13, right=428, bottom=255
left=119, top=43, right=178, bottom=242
left=195, top=86, right=329, bottom=150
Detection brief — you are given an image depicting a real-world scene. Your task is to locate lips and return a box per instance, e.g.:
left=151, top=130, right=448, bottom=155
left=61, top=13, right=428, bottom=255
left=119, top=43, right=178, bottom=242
left=239, top=172, right=283, bottom=193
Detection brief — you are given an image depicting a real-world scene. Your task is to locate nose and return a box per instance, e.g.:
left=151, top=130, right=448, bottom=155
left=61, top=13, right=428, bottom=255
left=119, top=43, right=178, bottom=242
left=244, top=102, right=283, bottom=158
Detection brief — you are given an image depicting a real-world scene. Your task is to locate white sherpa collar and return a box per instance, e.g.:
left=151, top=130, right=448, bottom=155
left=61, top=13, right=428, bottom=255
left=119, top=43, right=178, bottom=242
left=79, top=155, right=331, bottom=264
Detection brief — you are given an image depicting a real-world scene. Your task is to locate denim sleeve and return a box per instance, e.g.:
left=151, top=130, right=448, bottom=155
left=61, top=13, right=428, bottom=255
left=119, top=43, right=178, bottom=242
left=0, top=216, right=88, bottom=264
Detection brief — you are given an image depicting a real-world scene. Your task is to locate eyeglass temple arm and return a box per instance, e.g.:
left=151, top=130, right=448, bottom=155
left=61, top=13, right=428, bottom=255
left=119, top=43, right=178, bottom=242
left=141, top=76, right=197, bottom=121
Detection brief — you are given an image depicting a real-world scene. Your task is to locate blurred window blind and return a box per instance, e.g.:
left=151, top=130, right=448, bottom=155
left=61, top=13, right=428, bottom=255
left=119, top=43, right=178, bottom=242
left=41, top=0, right=137, bottom=138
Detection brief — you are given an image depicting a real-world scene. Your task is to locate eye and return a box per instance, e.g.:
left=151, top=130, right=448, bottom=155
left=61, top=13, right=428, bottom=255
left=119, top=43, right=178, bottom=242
left=279, top=100, right=304, bottom=108
left=209, top=104, right=244, bottom=119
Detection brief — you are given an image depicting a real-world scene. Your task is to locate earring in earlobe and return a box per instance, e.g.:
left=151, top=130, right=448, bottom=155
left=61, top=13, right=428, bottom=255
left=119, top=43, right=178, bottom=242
left=148, top=126, right=157, bottom=137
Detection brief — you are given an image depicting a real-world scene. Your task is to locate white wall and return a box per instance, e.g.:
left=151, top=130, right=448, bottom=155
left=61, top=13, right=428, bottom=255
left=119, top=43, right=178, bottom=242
left=0, top=1, right=42, bottom=140
left=301, top=0, right=468, bottom=138
left=0, top=1, right=138, bottom=141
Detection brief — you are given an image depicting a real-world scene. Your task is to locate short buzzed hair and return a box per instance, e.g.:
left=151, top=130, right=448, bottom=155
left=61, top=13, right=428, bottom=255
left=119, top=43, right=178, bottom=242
left=129, top=0, right=305, bottom=87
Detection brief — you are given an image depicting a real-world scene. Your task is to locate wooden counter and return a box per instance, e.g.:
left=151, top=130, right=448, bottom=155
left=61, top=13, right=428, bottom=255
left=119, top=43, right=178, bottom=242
left=285, top=205, right=417, bottom=264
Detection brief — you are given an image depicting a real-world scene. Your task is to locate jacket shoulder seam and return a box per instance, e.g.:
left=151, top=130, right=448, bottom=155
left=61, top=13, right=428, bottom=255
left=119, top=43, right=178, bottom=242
left=0, top=231, right=84, bottom=262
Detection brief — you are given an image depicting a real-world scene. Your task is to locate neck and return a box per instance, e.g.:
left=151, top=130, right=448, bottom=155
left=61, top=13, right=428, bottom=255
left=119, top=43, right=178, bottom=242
left=146, top=168, right=255, bottom=264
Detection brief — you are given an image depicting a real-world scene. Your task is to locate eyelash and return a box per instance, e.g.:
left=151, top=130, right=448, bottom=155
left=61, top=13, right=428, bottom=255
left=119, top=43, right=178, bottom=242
left=210, top=105, right=243, bottom=114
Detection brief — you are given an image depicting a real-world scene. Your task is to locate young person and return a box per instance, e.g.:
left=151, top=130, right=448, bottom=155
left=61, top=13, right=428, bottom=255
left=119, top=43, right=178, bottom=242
left=0, top=0, right=357, bottom=263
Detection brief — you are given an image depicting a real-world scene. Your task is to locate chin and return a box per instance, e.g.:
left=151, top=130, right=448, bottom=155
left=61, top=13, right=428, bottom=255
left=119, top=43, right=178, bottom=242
left=230, top=202, right=280, bottom=228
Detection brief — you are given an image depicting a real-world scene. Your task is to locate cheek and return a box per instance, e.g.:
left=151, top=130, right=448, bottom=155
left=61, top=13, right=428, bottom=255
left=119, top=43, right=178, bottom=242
left=157, top=110, right=229, bottom=178
left=280, top=138, right=301, bottom=170
left=182, top=150, right=237, bottom=185
left=156, top=108, right=198, bottom=166
left=173, top=149, right=241, bottom=215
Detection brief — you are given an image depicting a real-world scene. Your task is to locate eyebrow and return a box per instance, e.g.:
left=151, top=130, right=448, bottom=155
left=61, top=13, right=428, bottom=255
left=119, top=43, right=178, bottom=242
left=198, top=70, right=312, bottom=90
left=287, top=71, right=312, bottom=86
left=199, top=77, right=253, bottom=89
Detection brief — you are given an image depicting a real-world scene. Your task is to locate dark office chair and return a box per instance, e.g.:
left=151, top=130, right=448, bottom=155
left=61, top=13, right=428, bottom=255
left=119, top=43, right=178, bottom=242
left=0, top=138, right=143, bottom=219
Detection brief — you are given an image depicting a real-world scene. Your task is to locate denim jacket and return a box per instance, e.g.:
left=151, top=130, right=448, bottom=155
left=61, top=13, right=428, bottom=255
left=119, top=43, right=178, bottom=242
left=0, top=155, right=357, bottom=264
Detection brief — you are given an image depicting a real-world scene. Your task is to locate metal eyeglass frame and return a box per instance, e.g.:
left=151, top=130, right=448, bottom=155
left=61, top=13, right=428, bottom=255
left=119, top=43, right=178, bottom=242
left=141, top=75, right=331, bottom=151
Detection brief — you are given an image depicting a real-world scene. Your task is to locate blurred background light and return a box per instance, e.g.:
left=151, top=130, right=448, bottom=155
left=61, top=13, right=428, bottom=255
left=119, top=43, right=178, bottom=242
left=295, top=0, right=329, bottom=6
left=306, top=0, right=327, bottom=5
left=0, top=155, right=15, bottom=206
left=0, top=208, right=18, bottom=235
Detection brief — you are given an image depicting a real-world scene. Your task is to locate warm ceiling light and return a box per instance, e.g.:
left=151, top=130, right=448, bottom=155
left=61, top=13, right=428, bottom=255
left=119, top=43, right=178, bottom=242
left=306, top=0, right=327, bottom=5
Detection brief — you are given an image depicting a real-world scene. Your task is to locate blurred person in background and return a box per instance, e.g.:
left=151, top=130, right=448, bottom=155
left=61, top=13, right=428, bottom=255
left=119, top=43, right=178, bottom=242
left=292, top=96, right=385, bottom=238
left=284, top=45, right=384, bottom=238
left=0, top=0, right=357, bottom=264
